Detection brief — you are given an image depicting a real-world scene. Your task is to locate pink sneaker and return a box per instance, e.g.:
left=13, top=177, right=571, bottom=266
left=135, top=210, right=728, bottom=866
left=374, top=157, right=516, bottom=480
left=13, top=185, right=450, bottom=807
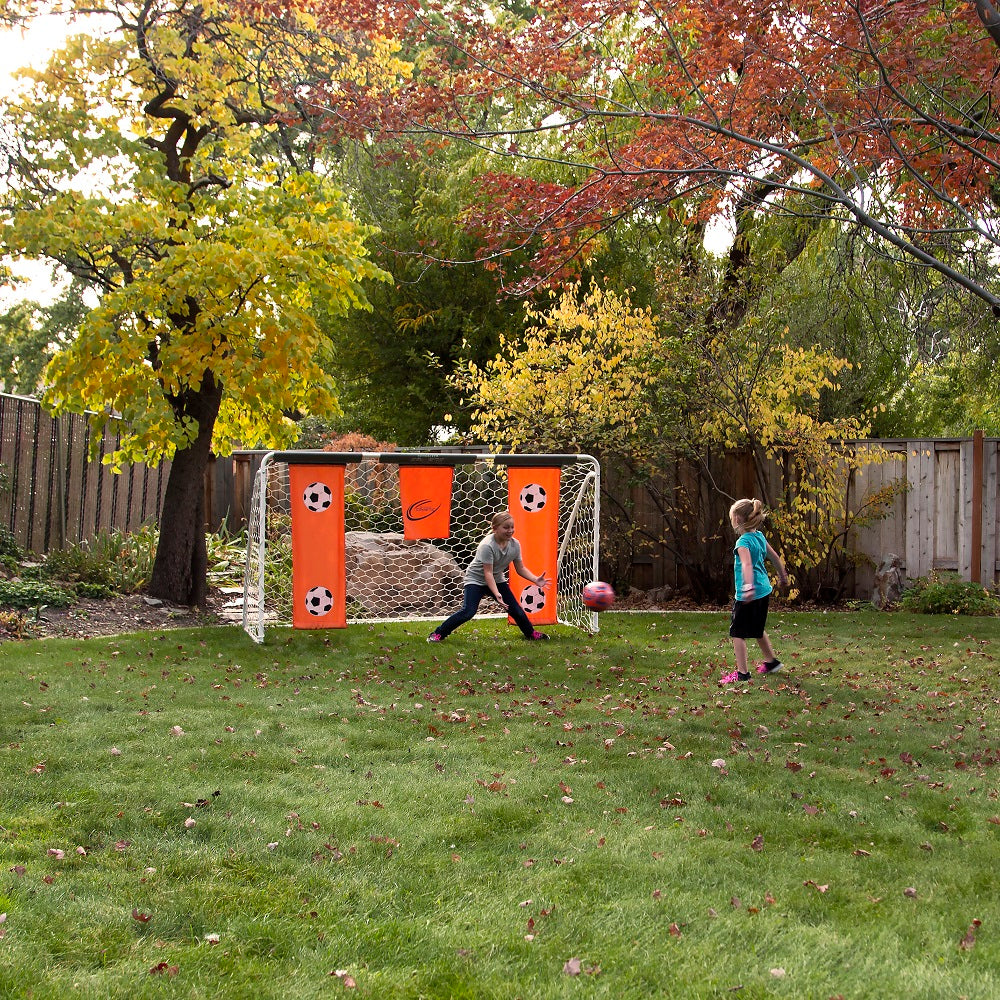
left=427, top=632, right=443, bottom=643
left=527, top=630, right=550, bottom=641
left=720, top=669, right=751, bottom=684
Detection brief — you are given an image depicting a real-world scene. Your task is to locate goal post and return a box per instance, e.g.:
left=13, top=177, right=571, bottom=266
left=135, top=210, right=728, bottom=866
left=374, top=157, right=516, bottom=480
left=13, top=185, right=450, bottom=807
left=240, top=451, right=601, bottom=642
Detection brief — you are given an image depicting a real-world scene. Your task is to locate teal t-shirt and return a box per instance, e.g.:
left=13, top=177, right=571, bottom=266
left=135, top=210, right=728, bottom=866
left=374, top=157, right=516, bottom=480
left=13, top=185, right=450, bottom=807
left=733, top=530, right=773, bottom=600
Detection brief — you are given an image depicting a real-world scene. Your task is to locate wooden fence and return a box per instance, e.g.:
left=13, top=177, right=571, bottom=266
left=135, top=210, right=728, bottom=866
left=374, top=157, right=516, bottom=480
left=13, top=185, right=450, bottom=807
left=2, top=393, right=997, bottom=599
left=0, top=393, right=170, bottom=552
left=607, top=435, right=999, bottom=597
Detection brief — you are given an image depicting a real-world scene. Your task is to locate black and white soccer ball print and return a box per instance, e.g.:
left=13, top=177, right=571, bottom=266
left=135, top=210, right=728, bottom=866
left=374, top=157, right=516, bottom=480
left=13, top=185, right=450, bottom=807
left=518, top=483, right=547, bottom=513
left=304, top=586, right=334, bottom=616
left=302, top=481, right=333, bottom=513
left=520, top=584, right=546, bottom=614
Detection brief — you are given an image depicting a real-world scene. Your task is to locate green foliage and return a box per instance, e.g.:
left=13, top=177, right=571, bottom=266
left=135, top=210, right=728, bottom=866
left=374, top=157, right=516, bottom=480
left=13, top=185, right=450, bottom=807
left=0, top=578, right=75, bottom=608
left=321, top=149, right=519, bottom=444
left=0, top=280, right=91, bottom=396
left=39, top=527, right=158, bottom=595
left=901, top=572, right=1000, bottom=616
left=205, top=528, right=249, bottom=591
left=0, top=523, right=23, bottom=561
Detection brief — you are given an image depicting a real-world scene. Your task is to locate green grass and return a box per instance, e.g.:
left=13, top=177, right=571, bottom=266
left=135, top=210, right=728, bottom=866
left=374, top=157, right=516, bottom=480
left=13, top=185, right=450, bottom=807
left=1, top=609, right=999, bottom=998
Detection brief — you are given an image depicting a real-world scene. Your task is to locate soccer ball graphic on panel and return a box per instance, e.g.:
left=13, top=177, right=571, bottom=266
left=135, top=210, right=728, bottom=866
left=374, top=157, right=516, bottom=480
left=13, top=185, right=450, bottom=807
left=521, top=584, right=546, bottom=614
left=304, top=586, right=334, bottom=616
left=302, top=481, right=333, bottom=513
left=518, top=483, right=547, bottom=513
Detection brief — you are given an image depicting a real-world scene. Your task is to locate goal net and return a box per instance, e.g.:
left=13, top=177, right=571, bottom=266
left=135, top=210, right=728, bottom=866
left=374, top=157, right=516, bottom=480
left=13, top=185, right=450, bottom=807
left=240, top=451, right=601, bottom=643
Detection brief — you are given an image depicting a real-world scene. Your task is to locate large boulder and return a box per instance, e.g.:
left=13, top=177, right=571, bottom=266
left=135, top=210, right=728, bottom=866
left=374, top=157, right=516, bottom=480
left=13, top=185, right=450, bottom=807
left=872, top=553, right=905, bottom=610
left=345, top=532, right=463, bottom=616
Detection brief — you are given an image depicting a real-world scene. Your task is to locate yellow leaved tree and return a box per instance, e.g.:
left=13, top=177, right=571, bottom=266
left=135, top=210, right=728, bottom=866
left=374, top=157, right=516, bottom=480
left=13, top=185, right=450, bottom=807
left=1, top=0, right=407, bottom=603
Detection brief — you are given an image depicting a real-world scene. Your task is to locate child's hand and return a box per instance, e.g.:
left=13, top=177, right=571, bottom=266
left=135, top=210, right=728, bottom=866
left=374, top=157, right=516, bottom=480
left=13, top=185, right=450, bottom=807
left=536, top=572, right=551, bottom=590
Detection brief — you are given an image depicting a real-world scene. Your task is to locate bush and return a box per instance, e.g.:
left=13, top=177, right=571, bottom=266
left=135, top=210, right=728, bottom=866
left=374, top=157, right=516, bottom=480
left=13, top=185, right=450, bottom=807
left=901, top=572, right=1000, bottom=616
left=0, top=579, right=76, bottom=609
left=41, top=527, right=158, bottom=595
left=0, top=525, right=23, bottom=561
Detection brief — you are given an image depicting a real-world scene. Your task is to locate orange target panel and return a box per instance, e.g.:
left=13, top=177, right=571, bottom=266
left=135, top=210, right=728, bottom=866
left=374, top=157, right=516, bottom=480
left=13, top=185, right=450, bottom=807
left=507, top=466, right=560, bottom=625
left=289, top=464, right=346, bottom=629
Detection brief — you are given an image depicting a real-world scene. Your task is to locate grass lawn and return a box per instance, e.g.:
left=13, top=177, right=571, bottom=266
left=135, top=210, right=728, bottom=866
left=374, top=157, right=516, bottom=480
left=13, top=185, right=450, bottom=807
left=1, top=609, right=999, bottom=999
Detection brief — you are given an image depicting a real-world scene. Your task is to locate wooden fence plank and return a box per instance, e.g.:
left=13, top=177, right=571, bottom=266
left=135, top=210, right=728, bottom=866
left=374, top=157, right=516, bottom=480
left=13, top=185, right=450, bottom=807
left=986, top=441, right=999, bottom=585
left=934, top=444, right=959, bottom=570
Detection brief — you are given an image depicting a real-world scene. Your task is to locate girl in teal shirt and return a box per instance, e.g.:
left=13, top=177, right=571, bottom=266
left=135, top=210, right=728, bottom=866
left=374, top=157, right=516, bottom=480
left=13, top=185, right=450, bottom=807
left=720, top=498, right=788, bottom=685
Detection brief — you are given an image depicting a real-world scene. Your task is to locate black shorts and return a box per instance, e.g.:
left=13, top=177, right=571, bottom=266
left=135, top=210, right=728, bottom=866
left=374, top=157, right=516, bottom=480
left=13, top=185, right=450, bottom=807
left=729, top=595, right=770, bottom=640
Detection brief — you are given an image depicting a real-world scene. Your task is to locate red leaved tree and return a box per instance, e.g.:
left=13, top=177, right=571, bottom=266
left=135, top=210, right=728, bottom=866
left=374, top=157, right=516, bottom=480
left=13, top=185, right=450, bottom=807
left=306, top=0, right=1000, bottom=313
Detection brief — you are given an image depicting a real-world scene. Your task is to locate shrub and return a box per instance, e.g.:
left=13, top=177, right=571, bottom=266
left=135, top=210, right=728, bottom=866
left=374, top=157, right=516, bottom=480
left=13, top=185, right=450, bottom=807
left=0, top=525, right=23, bottom=561
left=0, top=579, right=76, bottom=609
left=901, top=572, right=1000, bottom=616
left=0, top=608, right=29, bottom=639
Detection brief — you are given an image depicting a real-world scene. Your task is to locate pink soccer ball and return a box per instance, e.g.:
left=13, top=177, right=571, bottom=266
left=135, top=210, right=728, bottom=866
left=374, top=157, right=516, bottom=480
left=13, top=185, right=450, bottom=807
left=582, top=581, right=615, bottom=611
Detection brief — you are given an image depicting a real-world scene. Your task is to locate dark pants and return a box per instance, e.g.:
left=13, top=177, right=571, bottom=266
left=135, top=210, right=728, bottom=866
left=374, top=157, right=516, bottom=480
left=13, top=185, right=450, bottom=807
left=435, top=583, right=536, bottom=639
left=729, top=594, right=770, bottom=639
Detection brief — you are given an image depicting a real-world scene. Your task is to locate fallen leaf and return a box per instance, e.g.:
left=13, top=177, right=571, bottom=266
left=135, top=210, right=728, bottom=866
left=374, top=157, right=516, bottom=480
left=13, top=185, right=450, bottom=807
left=959, top=919, right=981, bottom=951
left=903, top=887, right=918, bottom=898
left=563, top=957, right=582, bottom=976
left=668, top=922, right=682, bottom=937
left=47, top=848, right=64, bottom=860
left=750, top=835, right=764, bottom=852
left=132, top=909, right=152, bottom=923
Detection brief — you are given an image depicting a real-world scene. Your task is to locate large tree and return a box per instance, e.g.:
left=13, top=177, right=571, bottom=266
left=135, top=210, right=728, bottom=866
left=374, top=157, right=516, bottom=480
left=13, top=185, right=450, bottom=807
left=352, top=2, right=1000, bottom=304
left=1, top=0, right=400, bottom=603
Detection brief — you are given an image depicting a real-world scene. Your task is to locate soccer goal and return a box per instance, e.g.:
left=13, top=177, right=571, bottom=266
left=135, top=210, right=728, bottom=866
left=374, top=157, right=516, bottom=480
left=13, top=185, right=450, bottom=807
left=239, top=451, right=601, bottom=643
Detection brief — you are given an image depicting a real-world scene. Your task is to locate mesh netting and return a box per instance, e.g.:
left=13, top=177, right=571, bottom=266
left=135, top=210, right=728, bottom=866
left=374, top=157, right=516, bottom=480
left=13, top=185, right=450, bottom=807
left=241, top=452, right=600, bottom=642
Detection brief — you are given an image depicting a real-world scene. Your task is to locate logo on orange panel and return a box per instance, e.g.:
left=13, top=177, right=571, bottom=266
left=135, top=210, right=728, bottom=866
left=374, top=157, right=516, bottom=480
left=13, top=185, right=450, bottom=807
left=406, top=499, right=442, bottom=521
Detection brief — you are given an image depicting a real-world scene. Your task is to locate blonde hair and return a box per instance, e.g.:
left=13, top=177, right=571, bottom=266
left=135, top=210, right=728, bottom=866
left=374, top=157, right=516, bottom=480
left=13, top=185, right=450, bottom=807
left=491, top=510, right=514, bottom=529
left=729, top=498, right=766, bottom=532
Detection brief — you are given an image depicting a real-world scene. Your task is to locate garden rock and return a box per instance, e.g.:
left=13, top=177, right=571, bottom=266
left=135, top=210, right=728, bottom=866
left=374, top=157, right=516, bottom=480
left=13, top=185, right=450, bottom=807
left=872, top=553, right=905, bottom=610
left=345, top=532, right=463, bottom=616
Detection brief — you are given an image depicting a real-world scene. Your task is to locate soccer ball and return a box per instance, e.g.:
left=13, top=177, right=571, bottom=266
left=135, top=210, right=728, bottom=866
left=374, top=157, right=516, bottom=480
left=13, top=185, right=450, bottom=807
left=521, top=584, right=546, bottom=614
left=304, top=586, right=334, bottom=616
left=519, top=483, right=547, bottom=513
left=302, top=481, right=333, bottom=513
left=582, top=581, right=615, bottom=611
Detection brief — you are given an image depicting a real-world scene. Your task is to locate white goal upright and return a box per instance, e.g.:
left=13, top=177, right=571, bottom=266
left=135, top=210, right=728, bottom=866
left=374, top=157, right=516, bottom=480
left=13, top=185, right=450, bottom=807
left=240, top=451, right=601, bottom=642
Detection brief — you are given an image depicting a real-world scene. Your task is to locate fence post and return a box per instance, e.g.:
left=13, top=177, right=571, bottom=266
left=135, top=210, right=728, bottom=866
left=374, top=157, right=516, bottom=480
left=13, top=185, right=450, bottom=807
left=971, top=430, right=984, bottom=585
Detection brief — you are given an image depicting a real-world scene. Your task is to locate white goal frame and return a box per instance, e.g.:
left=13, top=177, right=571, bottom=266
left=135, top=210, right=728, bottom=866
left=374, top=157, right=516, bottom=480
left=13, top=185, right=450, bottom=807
left=240, top=451, right=601, bottom=642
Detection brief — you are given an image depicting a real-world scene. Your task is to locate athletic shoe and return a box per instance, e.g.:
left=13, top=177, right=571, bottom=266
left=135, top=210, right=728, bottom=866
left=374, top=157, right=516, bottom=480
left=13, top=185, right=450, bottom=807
left=720, top=669, right=751, bottom=684
left=427, top=632, right=443, bottom=643
left=757, top=660, right=783, bottom=674
left=527, top=630, right=550, bottom=641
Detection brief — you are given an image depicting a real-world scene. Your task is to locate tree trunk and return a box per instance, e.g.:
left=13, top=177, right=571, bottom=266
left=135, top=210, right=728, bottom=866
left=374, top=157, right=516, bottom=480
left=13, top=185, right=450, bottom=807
left=147, top=374, right=224, bottom=606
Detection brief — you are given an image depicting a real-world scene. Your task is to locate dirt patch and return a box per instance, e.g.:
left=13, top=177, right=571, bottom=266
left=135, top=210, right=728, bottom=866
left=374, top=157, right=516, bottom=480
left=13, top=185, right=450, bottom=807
left=1, top=591, right=237, bottom=642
